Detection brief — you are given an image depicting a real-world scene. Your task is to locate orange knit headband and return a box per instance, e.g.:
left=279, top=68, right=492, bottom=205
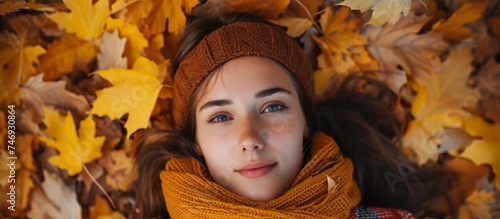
left=173, top=21, right=314, bottom=130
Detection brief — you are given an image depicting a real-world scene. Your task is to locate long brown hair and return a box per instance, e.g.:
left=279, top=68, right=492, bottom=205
left=135, top=13, right=454, bottom=218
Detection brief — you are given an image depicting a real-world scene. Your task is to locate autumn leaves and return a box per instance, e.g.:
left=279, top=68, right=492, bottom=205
left=0, top=0, right=499, bottom=217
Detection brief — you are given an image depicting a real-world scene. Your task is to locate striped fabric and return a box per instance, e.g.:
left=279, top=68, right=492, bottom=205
left=349, top=206, right=416, bottom=219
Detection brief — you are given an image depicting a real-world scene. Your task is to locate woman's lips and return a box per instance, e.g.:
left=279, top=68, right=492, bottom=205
left=235, top=162, right=277, bottom=178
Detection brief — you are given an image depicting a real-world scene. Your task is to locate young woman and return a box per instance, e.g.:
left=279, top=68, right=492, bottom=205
left=135, top=13, right=456, bottom=218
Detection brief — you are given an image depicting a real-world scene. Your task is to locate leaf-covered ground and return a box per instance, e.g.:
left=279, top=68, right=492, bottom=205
left=0, top=0, right=499, bottom=218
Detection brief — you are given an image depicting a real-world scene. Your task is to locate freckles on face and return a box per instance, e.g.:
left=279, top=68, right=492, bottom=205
left=194, top=56, right=307, bottom=201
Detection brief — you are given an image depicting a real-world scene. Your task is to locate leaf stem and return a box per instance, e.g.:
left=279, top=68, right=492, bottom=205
left=82, top=164, right=117, bottom=209
left=294, top=0, right=324, bottom=35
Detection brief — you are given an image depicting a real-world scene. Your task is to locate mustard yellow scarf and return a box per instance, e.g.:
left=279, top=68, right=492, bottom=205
left=160, top=132, right=361, bottom=218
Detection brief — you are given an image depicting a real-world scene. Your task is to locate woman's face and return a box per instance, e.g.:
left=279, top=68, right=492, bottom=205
left=195, top=56, right=307, bottom=201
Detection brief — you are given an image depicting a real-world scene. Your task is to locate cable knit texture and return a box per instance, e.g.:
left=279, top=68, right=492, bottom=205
left=160, top=132, right=361, bottom=218
left=173, top=21, right=314, bottom=129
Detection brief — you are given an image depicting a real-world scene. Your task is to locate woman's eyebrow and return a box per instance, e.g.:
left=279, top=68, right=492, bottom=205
left=255, top=87, right=292, bottom=98
left=199, top=99, right=232, bottom=112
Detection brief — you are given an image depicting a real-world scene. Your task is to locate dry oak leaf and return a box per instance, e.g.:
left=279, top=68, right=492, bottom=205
left=432, top=0, right=489, bottom=44
left=192, top=0, right=289, bottom=20
left=47, top=0, right=110, bottom=41
left=0, top=0, right=26, bottom=15
left=97, top=30, right=127, bottom=70
left=37, top=34, right=96, bottom=80
left=38, top=108, right=105, bottom=176
left=363, top=12, right=449, bottom=86
left=18, top=73, right=90, bottom=134
left=105, top=17, right=148, bottom=67
left=98, top=150, right=136, bottom=191
left=26, top=170, right=82, bottom=219
left=403, top=47, right=476, bottom=165
left=270, top=16, right=313, bottom=37
left=0, top=31, right=46, bottom=107
left=338, top=0, right=411, bottom=26
left=462, top=118, right=500, bottom=188
left=91, top=57, right=166, bottom=139
left=312, top=6, right=371, bottom=75
left=473, top=58, right=500, bottom=124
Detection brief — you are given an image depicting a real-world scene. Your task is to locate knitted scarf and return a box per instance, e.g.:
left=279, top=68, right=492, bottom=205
left=160, top=132, right=361, bottom=218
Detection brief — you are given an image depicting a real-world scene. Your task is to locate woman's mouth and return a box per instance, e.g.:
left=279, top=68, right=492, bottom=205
left=235, top=162, right=277, bottom=178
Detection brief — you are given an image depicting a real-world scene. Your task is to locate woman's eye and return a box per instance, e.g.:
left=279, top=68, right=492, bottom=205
left=209, top=114, right=232, bottom=123
left=263, top=104, right=286, bottom=113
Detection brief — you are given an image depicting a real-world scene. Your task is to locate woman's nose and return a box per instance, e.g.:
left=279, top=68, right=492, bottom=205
left=239, top=116, right=265, bottom=153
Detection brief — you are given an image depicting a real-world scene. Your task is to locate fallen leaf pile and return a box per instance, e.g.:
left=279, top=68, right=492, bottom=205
left=0, top=0, right=499, bottom=218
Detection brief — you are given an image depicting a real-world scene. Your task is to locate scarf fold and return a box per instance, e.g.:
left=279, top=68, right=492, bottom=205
left=160, top=132, right=361, bottom=218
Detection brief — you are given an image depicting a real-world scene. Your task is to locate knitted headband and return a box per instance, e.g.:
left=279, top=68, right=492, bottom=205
left=173, top=21, right=314, bottom=130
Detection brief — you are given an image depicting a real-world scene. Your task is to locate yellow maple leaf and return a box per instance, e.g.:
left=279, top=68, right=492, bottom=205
left=338, top=0, right=412, bottom=26
left=99, top=150, right=136, bottom=191
left=105, top=17, right=148, bottom=67
left=312, top=7, right=371, bottom=75
left=145, top=33, right=167, bottom=64
left=47, top=0, right=110, bottom=41
left=91, top=57, right=166, bottom=139
left=37, top=34, right=96, bottom=80
left=403, top=47, right=476, bottom=164
left=38, top=109, right=105, bottom=176
left=269, top=16, right=313, bottom=37
left=432, top=0, right=489, bottom=43
left=462, top=118, right=500, bottom=188
left=153, top=0, right=199, bottom=33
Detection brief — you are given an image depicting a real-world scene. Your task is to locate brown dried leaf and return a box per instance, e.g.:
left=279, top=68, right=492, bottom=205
left=99, top=150, right=136, bottom=191
left=474, top=58, right=500, bottom=124
left=403, top=47, right=476, bottom=164
left=18, top=74, right=90, bottom=134
left=94, top=116, right=124, bottom=154
left=364, top=12, right=449, bottom=85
